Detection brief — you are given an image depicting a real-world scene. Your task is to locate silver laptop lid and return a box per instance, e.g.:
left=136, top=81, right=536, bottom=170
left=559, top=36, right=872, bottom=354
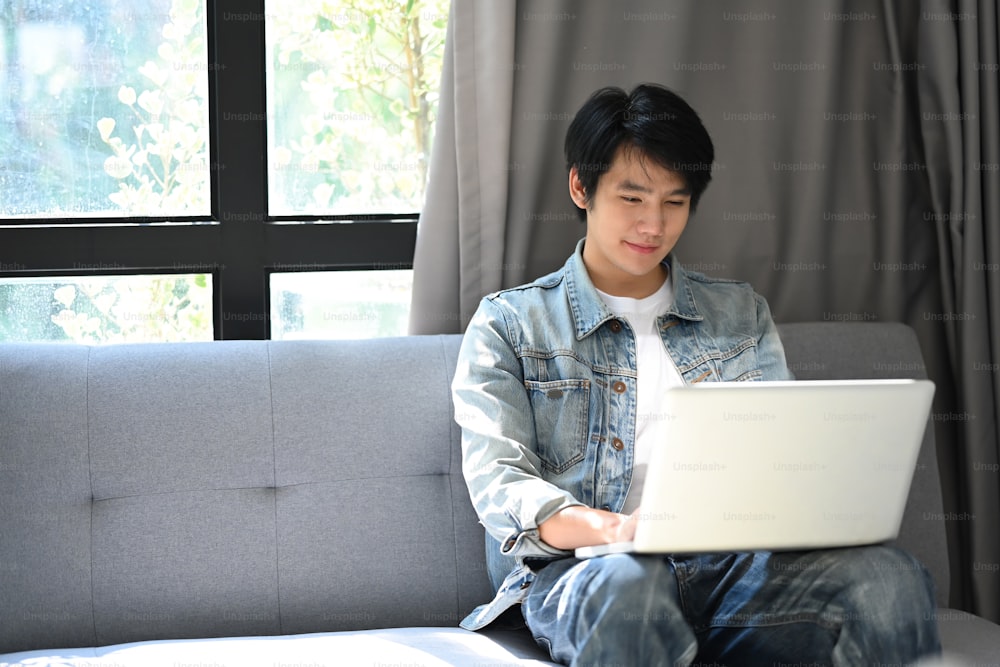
left=631, top=379, right=935, bottom=553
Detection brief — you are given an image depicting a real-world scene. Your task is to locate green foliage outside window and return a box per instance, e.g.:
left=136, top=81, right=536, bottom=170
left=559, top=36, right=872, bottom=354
left=0, top=0, right=448, bottom=343
left=97, top=0, right=210, bottom=216
left=267, top=0, right=449, bottom=214
left=0, top=274, right=212, bottom=343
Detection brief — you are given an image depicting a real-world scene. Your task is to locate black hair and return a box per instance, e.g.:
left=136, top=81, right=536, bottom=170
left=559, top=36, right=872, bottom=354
left=564, top=83, right=715, bottom=221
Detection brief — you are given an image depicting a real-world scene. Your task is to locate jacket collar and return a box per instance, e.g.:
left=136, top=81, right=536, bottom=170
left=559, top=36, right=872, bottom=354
left=564, top=238, right=704, bottom=340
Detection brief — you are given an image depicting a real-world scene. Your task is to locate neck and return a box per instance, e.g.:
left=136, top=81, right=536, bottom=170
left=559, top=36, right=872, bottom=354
left=588, top=263, right=669, bottom=299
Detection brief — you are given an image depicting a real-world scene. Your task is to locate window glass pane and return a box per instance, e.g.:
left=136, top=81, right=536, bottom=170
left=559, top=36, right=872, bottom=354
left=0, top=0, right=210, bottom=218
left=265, top=0, right=449, bottom=216
left=0, top=274, right=213, bottom=342
left=270, top=270, right=412, bottom=339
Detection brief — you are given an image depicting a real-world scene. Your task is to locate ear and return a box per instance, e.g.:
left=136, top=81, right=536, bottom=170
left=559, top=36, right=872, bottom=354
left=568, top=166, right=589, bottom=209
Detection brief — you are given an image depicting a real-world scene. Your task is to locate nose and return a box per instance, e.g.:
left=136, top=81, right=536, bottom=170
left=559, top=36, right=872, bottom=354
left=636, top=206, right=666, bottom=237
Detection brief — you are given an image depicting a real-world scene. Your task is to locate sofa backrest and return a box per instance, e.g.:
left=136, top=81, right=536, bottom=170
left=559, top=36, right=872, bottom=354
left=0, top=322, right=949, bottom=655
left=777, top=322, right=949, bottom=606
left=0, top=335, right=490, bottom=655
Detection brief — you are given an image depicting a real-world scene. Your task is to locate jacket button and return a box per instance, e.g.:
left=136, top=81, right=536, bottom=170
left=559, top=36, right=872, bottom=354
left=520, top=580, right=531, bottom=589
left=612, top=381, right=626, bottom=393
left=608, top=319, right=622, bottom=333
left=611, top=438, right=624, bottom=451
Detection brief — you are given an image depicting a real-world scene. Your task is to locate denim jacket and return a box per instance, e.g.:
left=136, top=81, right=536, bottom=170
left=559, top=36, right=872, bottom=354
left=452, top=239, right=793, bottom=631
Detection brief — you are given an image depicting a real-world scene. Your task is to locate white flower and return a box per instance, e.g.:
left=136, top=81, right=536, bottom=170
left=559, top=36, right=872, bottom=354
left=97, top=117, right=116, bottom=143
left=53, top=285, right=77, bottom=308
left=118, top=86, right=137, bottom=105
left=104, top=155, right=133, bottom=180
left=137, top=90, right=164, bottom=117
left=272, top=146, right=293, bottom=168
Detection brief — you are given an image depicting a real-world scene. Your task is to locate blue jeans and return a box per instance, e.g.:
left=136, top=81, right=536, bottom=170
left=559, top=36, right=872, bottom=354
left=522, top=546, right=941, bottom=666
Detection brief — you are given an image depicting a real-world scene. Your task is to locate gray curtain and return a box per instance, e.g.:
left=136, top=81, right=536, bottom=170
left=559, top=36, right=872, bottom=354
left=410, top=0, right=1000, bottom=621
left=919, top=0, right=1000, bottom=620
left=409, top=1, right=516, bottom=331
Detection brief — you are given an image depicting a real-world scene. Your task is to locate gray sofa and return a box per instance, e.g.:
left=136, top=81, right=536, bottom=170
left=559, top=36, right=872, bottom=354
left=1, top=322, right=998, bottom=666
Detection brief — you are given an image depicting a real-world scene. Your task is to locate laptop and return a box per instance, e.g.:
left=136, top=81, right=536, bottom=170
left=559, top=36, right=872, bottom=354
left=575, top=379, right=935, bottom=558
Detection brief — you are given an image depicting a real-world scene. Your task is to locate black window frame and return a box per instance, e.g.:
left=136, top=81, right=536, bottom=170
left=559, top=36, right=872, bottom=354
left=0, top=0, right=419, bottom=340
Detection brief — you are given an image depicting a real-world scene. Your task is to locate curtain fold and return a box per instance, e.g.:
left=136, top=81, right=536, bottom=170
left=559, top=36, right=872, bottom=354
left=408, top=1, right=516, bottom=334
left=919, top=0, right=1000, bottom=620
left=410, top=0, right=1000, bottom=620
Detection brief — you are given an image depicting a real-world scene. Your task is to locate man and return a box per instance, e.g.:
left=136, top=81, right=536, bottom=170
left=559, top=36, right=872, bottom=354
left=452, top=84, right=940, bottom=666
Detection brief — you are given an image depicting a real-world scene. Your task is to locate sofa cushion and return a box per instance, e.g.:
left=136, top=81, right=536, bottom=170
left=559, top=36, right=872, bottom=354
left=266, top=338, right=490, bottom=634
left=935, top=607, right=1000, bottom=663
left=0, top=344, right=94, bottom=652
left=0, top=627, right=560, bottom=666
left=0, top=336, right=488, bottom=654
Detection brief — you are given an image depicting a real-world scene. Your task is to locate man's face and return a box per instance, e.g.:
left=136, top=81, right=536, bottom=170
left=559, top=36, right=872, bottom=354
left=571, top=146, right=692, bottom=298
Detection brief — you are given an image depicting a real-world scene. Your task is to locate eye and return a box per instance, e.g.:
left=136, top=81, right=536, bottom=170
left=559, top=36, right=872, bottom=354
left=666, top=200, right=687, bottom=207
left=621, top=196, right=641, bottom=203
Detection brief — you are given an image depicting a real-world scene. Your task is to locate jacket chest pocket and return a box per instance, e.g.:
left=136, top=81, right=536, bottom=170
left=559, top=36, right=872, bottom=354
left=524, top=378, right=590, bottom=474
left=685, top=336, right=762, bottom=382
left=713, top=336, right=762, bottom=382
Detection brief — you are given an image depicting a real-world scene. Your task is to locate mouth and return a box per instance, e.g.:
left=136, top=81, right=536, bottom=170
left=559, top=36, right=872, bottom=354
left=624, top=241, right=660, bottom=255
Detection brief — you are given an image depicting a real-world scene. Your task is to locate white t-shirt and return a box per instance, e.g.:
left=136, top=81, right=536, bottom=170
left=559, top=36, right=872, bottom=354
left=596, top=276, right=685, bottom=516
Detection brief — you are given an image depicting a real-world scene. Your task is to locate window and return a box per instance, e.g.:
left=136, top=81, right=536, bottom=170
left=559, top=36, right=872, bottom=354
left=270, top=269, right=412, bottom=340
left=0, top=0, right=210, bottom=218
left=0, top=274, right=212, bottom=343
left=266, top=2, right=446, bottom=216
left=0, top=0, right=448, bottom=342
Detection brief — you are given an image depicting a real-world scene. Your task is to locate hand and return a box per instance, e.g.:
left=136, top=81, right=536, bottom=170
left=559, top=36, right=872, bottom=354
left=617, top=508, right=640, bottom=543
left=538, top=505, right=638, bottom=550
